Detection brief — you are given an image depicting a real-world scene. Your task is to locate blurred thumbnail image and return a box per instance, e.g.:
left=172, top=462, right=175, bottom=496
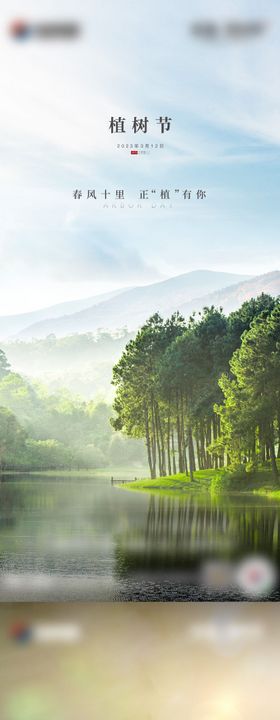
left=0, top=602, right=279, bottom=719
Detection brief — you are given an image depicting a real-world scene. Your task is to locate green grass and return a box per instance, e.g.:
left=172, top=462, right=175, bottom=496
left=120, top=469, right=218, bottom=496
left=119, top=466, right=280, bottom=497
left=255, top=488, right=280, bottom=499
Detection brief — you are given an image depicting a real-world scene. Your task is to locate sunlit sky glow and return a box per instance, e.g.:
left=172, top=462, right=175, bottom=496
left=0, top=0, right=280, bottom=314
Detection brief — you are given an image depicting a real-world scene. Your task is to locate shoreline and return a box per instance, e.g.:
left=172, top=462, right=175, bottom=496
left=118, top=467, right=280, bottom=499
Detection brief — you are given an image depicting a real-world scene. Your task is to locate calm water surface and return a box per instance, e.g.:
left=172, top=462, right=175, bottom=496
left=0, top=473, right=279, bottom=601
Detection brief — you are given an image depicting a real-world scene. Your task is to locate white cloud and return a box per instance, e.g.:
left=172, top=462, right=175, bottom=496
left=0, top=0, right=280, bottom=313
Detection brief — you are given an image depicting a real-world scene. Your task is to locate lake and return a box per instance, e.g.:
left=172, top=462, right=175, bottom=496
left=0, top=473, right=279, bottom=600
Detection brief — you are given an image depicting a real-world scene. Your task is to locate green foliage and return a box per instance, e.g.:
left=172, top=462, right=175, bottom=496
left=112, top=295, right=280, bottom=483
left=1, top=292, right=279, bottom=477
left=23, top=439, right=74, bottom=470
left=2, top=330, right=133, bottom=400
left=0, top=348, right=146, bottom=471
left=0, top=405, right=27, bottom=469
left=217, top=301, right=280, bottom=479
left=0, top=348, right=11, bottom=380
left=112, top=312, right=187, bottom=478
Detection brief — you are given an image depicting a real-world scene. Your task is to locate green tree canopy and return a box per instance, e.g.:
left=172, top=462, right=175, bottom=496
left=0, top=348, right=10, bottom=380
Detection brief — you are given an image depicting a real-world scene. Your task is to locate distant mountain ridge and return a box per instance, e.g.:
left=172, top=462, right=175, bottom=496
left=0, top=287, right=128, bottom=339
left=11, top=270, right=250, bottom=339
left=1, top=269, right=279, bottom=341
left=178, top=270, right=280, bottom=318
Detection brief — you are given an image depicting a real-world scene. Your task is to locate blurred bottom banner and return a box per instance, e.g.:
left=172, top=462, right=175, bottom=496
left=0, top=602, right=279, bottom=720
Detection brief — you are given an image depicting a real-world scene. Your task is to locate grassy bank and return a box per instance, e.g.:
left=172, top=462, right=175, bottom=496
left=119, top=466, right=280, bottom=497
left=120, top=469, right=217, bottom=496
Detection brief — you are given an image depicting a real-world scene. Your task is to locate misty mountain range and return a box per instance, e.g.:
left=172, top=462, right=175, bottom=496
left=1, top=269, right=280, bottom=341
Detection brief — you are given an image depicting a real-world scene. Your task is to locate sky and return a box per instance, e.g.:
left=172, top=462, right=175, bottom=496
left=0, top=0, right=280, bottom=314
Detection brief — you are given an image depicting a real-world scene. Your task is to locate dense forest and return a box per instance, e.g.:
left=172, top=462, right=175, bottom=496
left=0, top=349, right=145, bottom=471
left=112, top=294, right=280, bottom=481
left=1, top=293, right=280, bottom=477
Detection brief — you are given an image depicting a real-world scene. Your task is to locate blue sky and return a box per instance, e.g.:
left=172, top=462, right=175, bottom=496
left=0, top=0, right=280, bottom=313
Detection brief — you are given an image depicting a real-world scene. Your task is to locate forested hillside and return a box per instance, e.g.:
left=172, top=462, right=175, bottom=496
left=2, top=330, right=132, bottom=400
left=0, top=349, right=146, bottom=471
left=2, top=293, right=280, bottom=478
